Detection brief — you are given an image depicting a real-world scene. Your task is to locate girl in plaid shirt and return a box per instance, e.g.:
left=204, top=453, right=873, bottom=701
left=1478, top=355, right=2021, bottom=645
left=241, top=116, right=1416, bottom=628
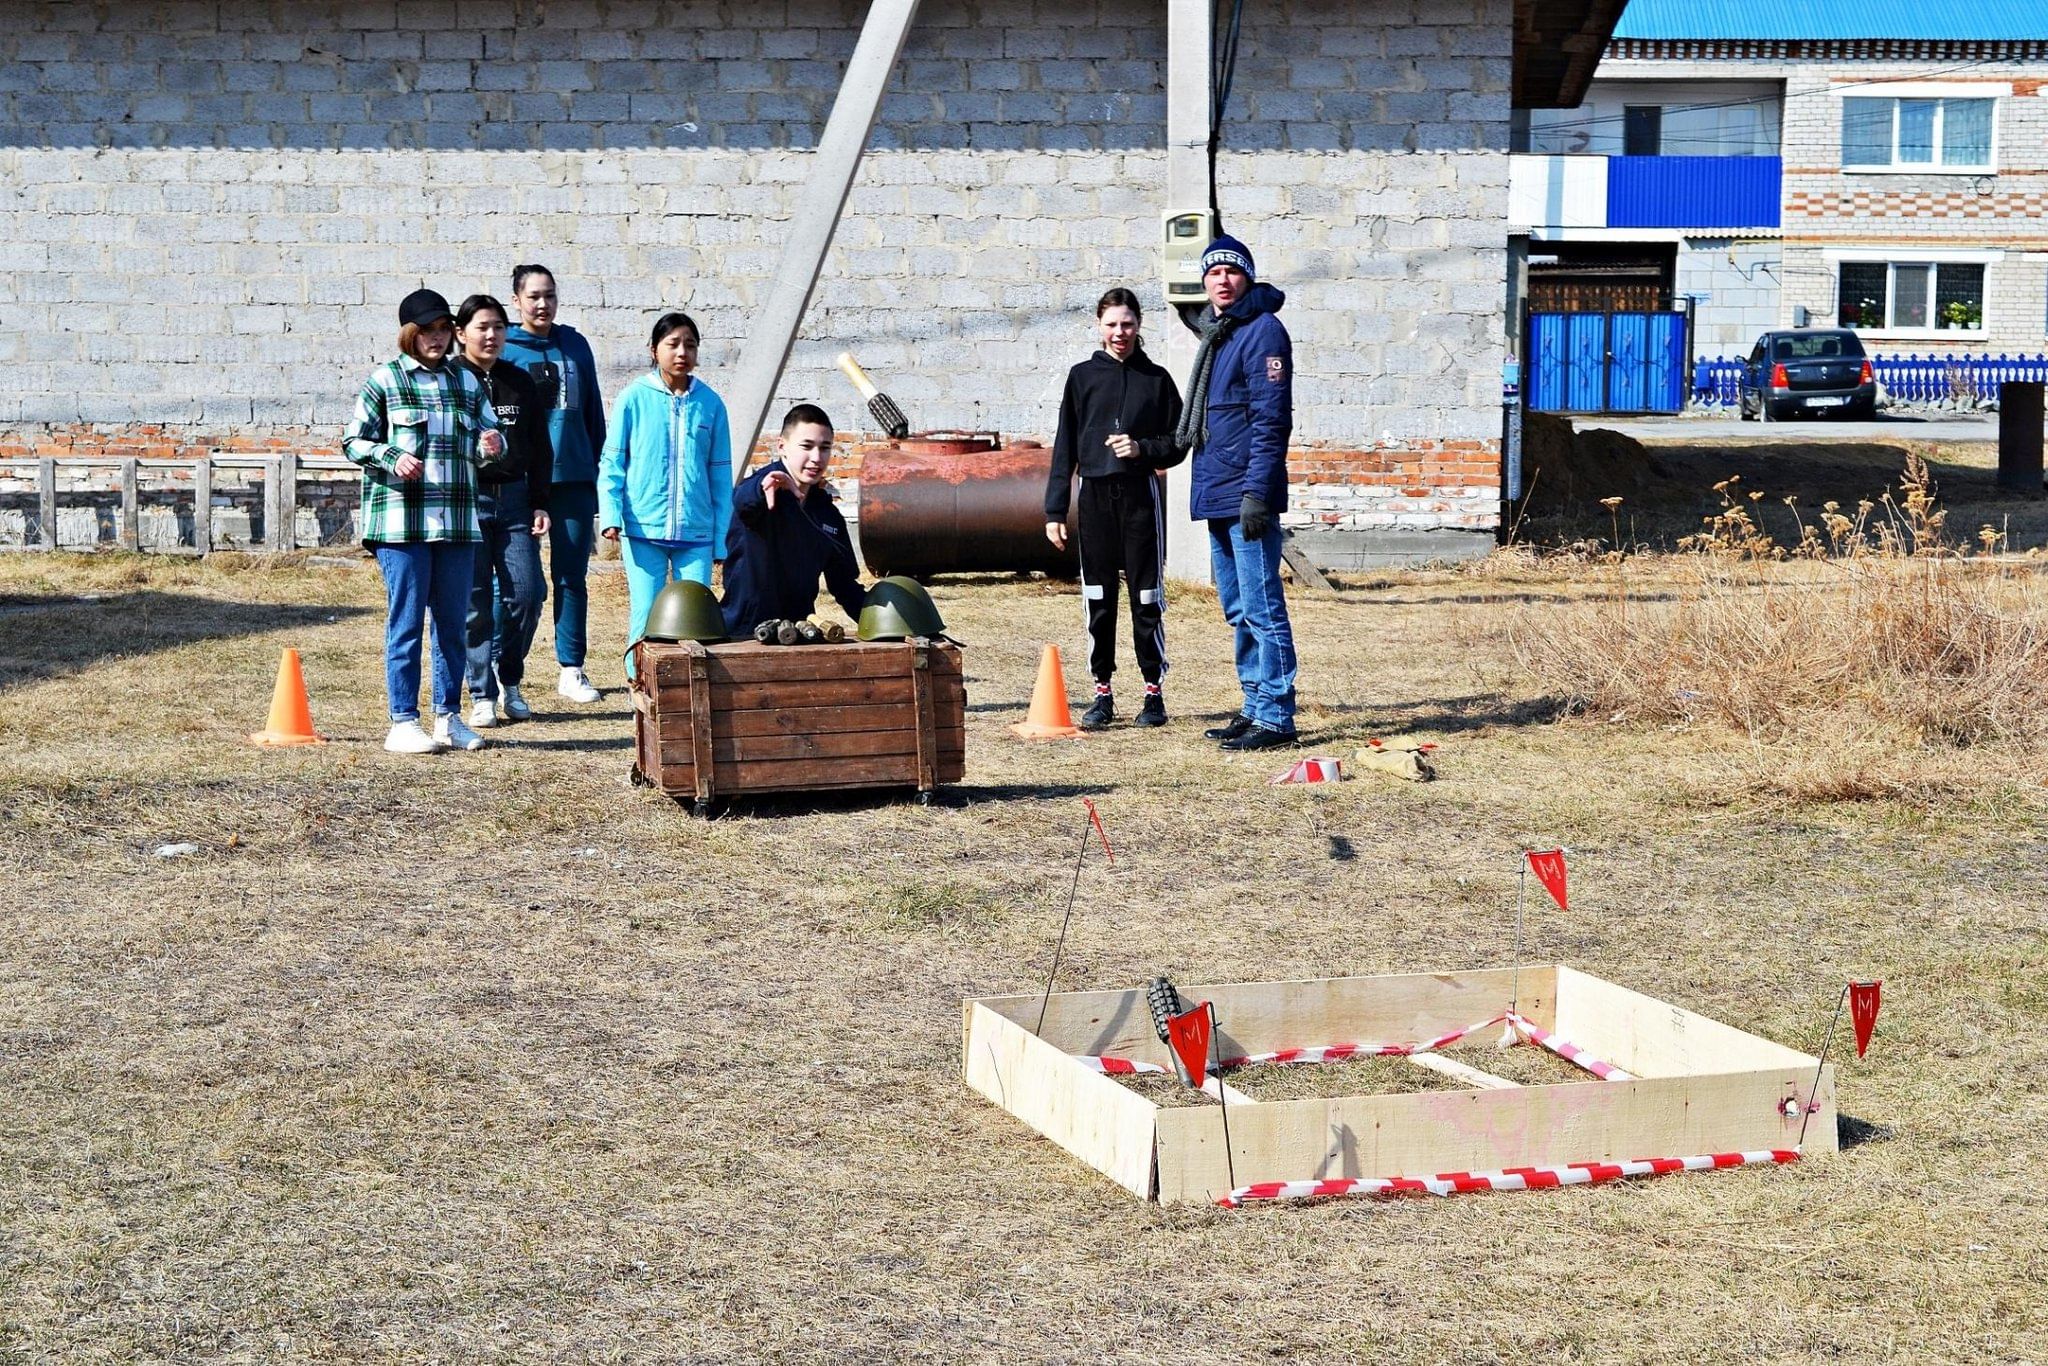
left=343, top=288, right=504, bottom=755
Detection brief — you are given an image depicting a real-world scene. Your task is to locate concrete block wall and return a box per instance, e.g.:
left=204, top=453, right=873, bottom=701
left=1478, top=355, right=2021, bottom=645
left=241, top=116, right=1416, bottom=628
left=1677, top=236, right=1782, bottom=354
left=0, top=0, right=1512, bottom=539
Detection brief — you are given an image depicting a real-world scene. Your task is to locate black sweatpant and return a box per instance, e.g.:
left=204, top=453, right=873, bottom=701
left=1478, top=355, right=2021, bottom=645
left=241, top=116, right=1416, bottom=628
left=1076, top=472, right=1167, bottom=686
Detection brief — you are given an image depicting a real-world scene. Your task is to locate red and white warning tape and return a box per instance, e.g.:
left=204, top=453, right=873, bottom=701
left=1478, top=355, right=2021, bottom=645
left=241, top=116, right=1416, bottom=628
left=1075, top=1010, right=1634, bottom=1082
left=1505, top=1012, right=1634, bottom=1081
left=1216, top=1147, right=1800, bottom=1208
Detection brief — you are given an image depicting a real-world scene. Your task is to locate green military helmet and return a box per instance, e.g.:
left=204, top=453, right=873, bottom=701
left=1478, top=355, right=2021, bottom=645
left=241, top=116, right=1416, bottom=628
left=642, top=578, right=726, bottom=644
left=857, top=575, right=947, bottom=641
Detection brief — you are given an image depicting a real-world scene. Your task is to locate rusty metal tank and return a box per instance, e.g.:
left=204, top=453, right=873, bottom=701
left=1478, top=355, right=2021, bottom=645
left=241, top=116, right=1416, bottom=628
left=856, top=431, right=1080, bottom=579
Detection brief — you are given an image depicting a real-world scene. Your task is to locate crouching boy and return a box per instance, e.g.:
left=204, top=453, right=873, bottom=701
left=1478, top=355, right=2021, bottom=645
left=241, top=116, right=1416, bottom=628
left=720, top=404, right=867, bottom=638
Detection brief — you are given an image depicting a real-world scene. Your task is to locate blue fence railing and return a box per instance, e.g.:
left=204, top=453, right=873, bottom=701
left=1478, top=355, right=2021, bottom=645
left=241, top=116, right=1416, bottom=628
left=1692, top=353, right=2048, bottom=407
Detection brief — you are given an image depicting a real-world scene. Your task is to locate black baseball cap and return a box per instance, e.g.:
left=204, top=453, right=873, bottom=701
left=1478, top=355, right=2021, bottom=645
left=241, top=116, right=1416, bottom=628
left=399, top=288, right=454, bottom=328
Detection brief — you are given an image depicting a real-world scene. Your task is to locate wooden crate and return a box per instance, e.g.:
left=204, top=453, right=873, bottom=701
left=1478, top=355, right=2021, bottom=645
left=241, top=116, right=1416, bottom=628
left=964, top=966, right=1835, bottom=1205
left=630, top=638, right=965, bottom=805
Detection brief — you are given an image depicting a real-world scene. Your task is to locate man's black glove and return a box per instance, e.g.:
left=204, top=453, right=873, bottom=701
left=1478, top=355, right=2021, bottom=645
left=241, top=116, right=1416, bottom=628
left=1238, top=493, right=1270, bottom=540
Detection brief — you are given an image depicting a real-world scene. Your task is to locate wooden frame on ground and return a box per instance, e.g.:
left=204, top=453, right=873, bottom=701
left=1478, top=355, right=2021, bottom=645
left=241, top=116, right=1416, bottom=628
left=962, top=966, right=1834, bottom=1205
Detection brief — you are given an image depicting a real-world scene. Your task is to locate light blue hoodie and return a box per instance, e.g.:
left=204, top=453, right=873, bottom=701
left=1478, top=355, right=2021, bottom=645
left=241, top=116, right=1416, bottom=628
left=598, top=372, right=733, bottom=547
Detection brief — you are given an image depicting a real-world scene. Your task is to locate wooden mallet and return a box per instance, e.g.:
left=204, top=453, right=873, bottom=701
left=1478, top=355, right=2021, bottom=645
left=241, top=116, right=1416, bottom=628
left=836, top=351, right=911, bottom=440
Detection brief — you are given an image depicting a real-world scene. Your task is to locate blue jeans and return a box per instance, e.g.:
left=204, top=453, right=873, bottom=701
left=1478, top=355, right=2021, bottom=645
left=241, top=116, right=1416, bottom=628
left=373, top=541, right=477, bottom=724
left=467, top=480, right=547, bottom=700
left=622, top=535, right=716, bottom=675
left=1208, top=517, right=1297, bottom=732
left=549, top=481, right=597, bottom=668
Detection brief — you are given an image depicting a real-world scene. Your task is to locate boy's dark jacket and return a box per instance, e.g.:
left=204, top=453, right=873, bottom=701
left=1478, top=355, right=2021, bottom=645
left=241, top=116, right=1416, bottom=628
left=719, top=460, right=867, bottom=636
left=1044, top=347, right=1185, bottom=518
left=1182, top=282, right=1292, bottom=520
left=457, top=357, right=554, bottom=510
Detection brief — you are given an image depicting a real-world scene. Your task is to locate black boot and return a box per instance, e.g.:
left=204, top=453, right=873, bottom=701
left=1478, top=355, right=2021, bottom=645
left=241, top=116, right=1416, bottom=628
left=1220, top=724, right=1299, bottom=752
left=1204, top=712, right=1254, bottom=742
left=1135, top=690, right=1166, bottom=727
left=1079, top=690, right=1115, bottom=730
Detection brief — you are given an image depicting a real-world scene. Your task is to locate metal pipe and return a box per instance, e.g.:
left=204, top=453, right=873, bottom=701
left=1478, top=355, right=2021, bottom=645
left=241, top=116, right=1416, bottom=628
left=856, top=435, right=1082, bottom=578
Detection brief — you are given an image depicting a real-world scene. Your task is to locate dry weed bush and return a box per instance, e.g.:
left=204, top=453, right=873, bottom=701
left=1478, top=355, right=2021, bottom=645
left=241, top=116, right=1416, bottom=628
left=1513, top=456, right=2048, bottom=770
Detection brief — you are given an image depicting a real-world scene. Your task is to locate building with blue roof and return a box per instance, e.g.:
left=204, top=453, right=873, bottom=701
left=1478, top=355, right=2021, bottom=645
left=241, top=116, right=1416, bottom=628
left=1507, top=0, right=2048, bottom=413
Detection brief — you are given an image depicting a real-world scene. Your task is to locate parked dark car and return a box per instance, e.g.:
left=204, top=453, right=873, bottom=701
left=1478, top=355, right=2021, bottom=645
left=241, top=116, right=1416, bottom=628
left=1738, top=329, right=1877, bottom=421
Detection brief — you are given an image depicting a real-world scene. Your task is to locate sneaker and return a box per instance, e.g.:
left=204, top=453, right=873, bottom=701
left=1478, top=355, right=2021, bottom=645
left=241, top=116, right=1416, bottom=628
left=434, top=713, right=487, bottom=752
left=1079, top=692, right=1115, bottom=730
left=384, top=719, right=445, bottom=755
left=1220, top=724, right=1299, bottom=752
left=558, top=666, right=601, bottom=704
left=1204, top=713, right=1255, bottom=742
left=469, top=698, right=498, bottom=729
left=1135, top=692, right=1167, bottom=728
left=499, top=684, right=532, bottom=722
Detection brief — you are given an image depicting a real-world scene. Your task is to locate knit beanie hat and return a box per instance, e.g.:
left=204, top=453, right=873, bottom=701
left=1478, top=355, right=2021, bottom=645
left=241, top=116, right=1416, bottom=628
left=1200, top=235, right=1256, bottom=281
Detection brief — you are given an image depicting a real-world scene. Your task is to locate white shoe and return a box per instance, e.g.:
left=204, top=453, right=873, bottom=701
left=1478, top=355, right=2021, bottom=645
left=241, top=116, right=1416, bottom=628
left=434, top=713, right=487, bottom=751
left=469, top=698, right=498, bottom=729
left=385, top=719, right=445, bottom=755
left=558, top=666, right=601, bottom=703
left=499, top=683, right=532, bottom=721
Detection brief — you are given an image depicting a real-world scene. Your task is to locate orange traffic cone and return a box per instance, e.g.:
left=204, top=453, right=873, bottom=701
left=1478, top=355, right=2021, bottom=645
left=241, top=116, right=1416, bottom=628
left=1011, top=644, right=1082, bottom=740
left=249, top=647, right=325, bottom=747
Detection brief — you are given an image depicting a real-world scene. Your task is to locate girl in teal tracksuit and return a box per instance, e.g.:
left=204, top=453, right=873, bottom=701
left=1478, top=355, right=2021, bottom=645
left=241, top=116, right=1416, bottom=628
left=599, top=312, right=733, bottom=673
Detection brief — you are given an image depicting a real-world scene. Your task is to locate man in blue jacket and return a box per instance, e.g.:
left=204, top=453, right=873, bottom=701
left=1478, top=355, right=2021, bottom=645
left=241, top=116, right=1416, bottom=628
left=1178, top=235, right=1298, bottom=750
left=720, top=404, right=867, bottom=637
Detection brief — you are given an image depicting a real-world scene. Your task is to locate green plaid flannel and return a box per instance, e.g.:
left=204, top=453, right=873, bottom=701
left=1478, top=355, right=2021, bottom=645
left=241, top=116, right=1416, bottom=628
left=342, top=356, right=498, bottom=545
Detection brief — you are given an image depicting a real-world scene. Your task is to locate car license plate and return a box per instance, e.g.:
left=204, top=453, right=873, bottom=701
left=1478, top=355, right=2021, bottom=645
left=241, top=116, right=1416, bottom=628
left=1806, top=396, right=1847, bottom=407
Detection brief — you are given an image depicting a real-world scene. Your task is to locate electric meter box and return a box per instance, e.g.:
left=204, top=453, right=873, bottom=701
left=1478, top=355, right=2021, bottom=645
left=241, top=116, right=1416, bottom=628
left=1163, top=208, right=1217, bottom=305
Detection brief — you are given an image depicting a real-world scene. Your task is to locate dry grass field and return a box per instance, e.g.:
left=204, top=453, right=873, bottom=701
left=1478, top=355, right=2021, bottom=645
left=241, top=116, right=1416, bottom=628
left=2, top=541, right=2044, bottom=1363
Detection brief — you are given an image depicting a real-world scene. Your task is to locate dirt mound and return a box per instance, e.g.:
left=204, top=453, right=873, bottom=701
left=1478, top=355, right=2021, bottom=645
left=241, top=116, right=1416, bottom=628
left=1519, top=413, right=1677, bottom=517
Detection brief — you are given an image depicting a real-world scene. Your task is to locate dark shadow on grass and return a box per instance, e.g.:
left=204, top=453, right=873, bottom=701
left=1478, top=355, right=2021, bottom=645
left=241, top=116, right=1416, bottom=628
left=1326, top=835, right=1356, bottom=862
left=506, top=734, right=633, bottom=752
left=1838, top=1113, right=1894, bottom=1149
left=0, top=592, right=372, bottom=691
left=679, top=780, right=1117, bottom=819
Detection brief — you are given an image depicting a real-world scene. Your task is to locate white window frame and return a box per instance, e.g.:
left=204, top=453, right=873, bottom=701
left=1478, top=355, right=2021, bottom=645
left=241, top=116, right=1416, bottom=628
left=1836, top=83, right=2005, bottom=174
left=1826, top=248, right=1999, bottom=340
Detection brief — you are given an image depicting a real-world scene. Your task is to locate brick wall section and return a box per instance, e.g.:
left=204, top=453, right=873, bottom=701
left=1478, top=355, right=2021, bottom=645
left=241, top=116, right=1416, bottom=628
left=1601, top=50, right=2048, bottom=355
left=0, top=0, right=1512, bottom=537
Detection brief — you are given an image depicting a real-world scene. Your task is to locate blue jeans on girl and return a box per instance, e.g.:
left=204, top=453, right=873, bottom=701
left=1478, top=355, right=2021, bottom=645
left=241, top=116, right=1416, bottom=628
left=373, top=541, right=477, bottom=723
left=466, top=480, right=547, bottom=700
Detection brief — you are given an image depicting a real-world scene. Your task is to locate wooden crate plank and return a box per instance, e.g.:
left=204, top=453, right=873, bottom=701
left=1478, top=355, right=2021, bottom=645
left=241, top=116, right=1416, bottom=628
left=713, top=753, right=922, bottom=792
left=1154, top=1066, right=1823, bottom=1205
left=963, top=1001, right=1157, bottom=1200
left=1553, top=965, right=1815, bottom=1080
left=711, top=677, right=917, bottom=710
left=685, top=642, right=714, bottom=802
left=974, top=969, right=1559, bottom=1068
left=716, top=702, right=920, bottom=738
left=711, top=729, right=921, bottom=763
left=911, top=640, right=938, bottom=792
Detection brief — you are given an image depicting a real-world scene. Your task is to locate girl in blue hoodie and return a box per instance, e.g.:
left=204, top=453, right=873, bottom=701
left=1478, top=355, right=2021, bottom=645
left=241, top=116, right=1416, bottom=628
left=599, top=312, right=733, bottom=674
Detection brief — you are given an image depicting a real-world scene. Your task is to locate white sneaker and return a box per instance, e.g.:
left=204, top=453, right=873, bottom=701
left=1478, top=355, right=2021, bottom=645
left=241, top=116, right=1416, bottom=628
left=469, top=697, right=498, bottom=729
left=434, top=713, right=487, bottom=751
left=384, top=719, right=445, bottom=755
left=499, top=683, right=532, bottom=721
left=558, top=666, right=601, bottom=703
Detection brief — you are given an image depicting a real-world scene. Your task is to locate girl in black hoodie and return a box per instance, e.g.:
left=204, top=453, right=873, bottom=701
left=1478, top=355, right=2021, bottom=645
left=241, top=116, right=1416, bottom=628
left=1044, top=288, right=1185, bottom=729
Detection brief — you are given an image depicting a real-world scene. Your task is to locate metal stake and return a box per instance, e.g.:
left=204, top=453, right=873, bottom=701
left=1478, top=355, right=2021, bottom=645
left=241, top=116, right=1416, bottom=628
left=1509, top=864, right=1527, bottom=1017
left=1798, top=984, right=1849, bottom=1149
left=1211, top=1001, right=1236, bottom=1192
left=1032, top=813, right=1095, bottom=1037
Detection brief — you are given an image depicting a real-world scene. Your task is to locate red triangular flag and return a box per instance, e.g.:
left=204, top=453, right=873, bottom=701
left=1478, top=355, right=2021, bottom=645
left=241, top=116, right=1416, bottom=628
left=1849, top=980, right=1881, bottom=1058
left=1526, top=848, right=1568, bottom=911
left=1164, top=1002, right=1213, bottom=1090
left=1082, top=797, right=1114, bottom=864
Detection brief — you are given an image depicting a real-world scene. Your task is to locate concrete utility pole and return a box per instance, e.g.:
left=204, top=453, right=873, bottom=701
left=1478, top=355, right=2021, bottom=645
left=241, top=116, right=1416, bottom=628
left=1163, top=0, right=1214, bottom=584
left=725, top=0, right=925, bottom=473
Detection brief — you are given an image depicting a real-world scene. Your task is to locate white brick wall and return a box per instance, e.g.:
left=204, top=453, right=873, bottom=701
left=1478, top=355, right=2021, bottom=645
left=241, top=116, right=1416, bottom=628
left=0, top=0, right=1513, bottom=467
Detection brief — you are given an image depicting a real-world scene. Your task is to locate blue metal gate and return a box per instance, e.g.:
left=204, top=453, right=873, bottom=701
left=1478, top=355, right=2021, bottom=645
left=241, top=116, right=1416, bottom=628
left=1527, top=311, right=1689, bottom=414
